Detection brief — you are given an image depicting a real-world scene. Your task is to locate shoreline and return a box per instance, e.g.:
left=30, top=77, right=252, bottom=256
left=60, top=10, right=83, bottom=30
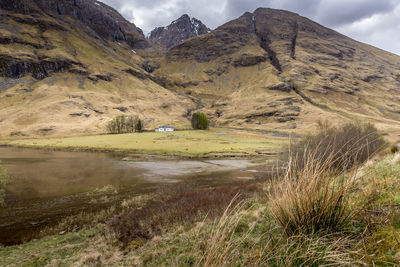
left=0, top=143, right=279, bottom=161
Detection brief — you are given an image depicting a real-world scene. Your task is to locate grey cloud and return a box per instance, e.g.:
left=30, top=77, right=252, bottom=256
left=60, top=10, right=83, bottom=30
left=337, top=4, right=400, bottom=54
left=223, top=0, right=269, bottom=18
left=101, top=0, right=222, bottom=32
left=315, top=0, right=396, bottom=26
left=277, top=0, right=320, bottom=16
left=99, top=0, right=400, bottom=55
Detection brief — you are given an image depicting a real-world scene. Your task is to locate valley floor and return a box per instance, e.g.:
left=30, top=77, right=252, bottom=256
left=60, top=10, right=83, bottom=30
left=1, top=153, right=400, bottom=266
left=0, top=128, right=284, bottom=158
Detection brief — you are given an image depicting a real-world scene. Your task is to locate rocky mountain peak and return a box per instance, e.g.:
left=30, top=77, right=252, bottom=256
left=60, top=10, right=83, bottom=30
left=148, top=14, right=211, bottom=49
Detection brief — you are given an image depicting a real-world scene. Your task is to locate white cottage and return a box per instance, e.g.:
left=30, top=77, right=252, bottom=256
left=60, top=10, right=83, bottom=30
left=155, top=125, right=175, bottom=132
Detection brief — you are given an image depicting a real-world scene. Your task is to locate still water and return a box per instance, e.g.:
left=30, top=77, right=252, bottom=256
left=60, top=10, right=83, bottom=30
left=0, top=147, right=263, bottom=245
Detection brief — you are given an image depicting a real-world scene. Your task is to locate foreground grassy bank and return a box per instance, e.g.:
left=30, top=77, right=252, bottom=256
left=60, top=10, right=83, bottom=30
left=0, top=129, right=283, bottom=158
left=1, top=153, right=399, bottom=266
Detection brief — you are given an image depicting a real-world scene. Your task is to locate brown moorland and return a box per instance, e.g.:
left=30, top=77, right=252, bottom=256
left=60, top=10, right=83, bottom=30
left=0, top=2, right=400, bottom=141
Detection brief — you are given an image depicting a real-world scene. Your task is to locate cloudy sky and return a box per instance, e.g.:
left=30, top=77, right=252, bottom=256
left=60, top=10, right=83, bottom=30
left=100, top=0, right=400, bottom=55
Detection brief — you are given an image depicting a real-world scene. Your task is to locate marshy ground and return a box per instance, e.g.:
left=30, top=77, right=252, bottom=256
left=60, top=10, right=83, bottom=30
left=0, top=128, right=284, bottom=158
left=1, top=124, right=399, bottom=266
left=0, top=153, right=399, bottom=266
left=0, top=145, right=269, bottom=246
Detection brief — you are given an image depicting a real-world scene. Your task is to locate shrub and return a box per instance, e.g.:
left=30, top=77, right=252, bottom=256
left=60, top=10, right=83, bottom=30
left=271, top=151, right=353, bottom=236
left=282, top=121, right=386, bottom=173
left=390, top=143, right=399, bottom=154
left=271, top=121, right=384, bottom=236
left=108, top=182, right=262, bottom=246
left=107, top=115, right=126, bottom=134
left=191, top=112, right=209, bottom=130
left=135, top=119, right=143, bottom=132
left=0, top=162, right=8, bottom=205
left=106, top=115, right=141, bottom=134
left=125, top=116, right=136, bottom=133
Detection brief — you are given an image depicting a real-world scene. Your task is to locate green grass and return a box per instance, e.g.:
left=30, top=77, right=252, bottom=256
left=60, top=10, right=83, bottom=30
left=0, top=227, right=108, bottom=267
left=1, top=129, right=283, bottom=157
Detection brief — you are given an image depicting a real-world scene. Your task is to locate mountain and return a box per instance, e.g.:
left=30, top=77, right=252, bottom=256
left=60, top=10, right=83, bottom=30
left=1, top=0, right=148, bottom=50
left=1, top=3, right=400, bottom=140
left=155, top=8, right=400, bottom=138
left=149, top=14, right=211, bottom=49
left=0, top=0, right=194, bottom=137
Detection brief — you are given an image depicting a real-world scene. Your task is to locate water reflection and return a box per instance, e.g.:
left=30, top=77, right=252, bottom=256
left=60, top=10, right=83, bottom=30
left=0, top=147, right=261, bottom=245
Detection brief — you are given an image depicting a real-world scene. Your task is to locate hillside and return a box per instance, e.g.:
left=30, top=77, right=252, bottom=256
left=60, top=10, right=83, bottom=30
left=1, top=3, right=400, bottom=139
left=0, top=0, right=194, bottom=137
left=155, top=8, right=400, bottom=140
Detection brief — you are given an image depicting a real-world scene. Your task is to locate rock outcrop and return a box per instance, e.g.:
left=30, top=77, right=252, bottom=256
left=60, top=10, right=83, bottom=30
left=149, top=14, right=210, bottom=49
left=0, top=55, right=84, bottom=80
left=0, top=0, right=152, bottom=80
left=0, top=0, right=148, bottom=49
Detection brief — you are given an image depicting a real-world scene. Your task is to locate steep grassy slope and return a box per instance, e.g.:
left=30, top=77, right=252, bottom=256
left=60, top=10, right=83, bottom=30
left=0, top=0, right=193, bottom=137
left=155, top=8, right=400, bottom=140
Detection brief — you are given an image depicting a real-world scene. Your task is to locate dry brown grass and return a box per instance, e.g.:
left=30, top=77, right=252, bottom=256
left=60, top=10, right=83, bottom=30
left=282, top=121, right=386, bottom=174
left=271, top=151, right=354, bottom=236
left=108, top=182, right=263, bottom=247
left=199, top=195, right=247, bottom=267
left=195, top=195, right=356, bottom=267
left=270, top=122, right=385, bottom=236
left=272, top=122, right=383, bottom=236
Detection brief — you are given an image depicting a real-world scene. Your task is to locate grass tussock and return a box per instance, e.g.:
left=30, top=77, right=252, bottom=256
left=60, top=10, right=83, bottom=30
left=131, top=198, right=357, bottom=266
left=270, top=151, right=354, bottom=236
left=270, top=121, right=384, bottom=236
left=269, top=121, right=386, bottom=242
left=200, top=200, right=355, bottom=266
left=283, top=121, right=386, bottom=173
left=200, top=196, right=247, bottom=267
